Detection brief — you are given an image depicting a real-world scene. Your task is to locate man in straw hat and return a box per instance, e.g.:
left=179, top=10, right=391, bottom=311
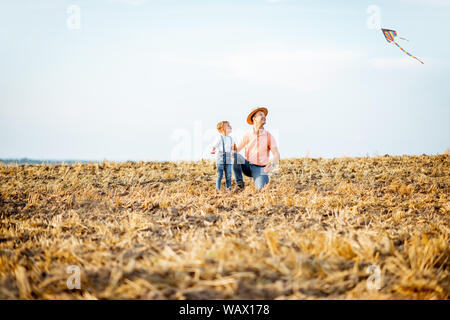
left=233, top=107, right=280, bottom=190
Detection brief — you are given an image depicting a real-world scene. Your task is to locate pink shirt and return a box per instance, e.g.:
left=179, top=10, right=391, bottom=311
left=237, top=128, right=277, bottom=166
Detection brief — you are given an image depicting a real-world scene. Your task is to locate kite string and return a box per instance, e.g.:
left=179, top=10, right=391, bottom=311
left=393, top=41, right=424, bottom=64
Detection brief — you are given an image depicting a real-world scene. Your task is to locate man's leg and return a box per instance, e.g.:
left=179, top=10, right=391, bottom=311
left=233, top=153, right=252, bottom=187
left=251, top=165, right=269, bottom=190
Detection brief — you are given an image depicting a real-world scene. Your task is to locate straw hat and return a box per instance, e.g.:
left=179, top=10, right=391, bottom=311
left=247, top=107, right=268, bottom=125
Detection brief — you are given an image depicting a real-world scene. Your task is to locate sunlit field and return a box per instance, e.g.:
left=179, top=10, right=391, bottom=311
left=0, top=154, right=448, bottom=299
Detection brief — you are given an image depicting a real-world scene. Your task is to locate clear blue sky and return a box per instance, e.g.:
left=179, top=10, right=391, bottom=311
left=1, top=0, right=449, bottom=161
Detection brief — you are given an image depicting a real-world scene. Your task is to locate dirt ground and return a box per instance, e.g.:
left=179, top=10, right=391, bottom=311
left=0, top=154, right=448, bottom=299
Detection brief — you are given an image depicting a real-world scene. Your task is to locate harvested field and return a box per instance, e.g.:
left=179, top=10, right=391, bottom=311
left=0, top=154, right=449, bottom=299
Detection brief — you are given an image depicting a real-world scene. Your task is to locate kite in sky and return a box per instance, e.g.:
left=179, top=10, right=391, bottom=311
left=381, top=28, right=424, bottom=64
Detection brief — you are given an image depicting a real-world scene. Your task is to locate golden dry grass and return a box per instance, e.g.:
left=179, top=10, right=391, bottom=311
left=0, top=154, right=449, bottom=299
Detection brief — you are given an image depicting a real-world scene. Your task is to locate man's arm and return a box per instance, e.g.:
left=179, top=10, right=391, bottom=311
left=271, top=146, right=280, bottom=166
left=264, top=146, right=280, bottom=173
left=235, top=135, right=247, bottom=153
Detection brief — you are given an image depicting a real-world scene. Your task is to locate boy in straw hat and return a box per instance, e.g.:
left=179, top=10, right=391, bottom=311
left=211, top=121, right=236, bottom=191
left=233, top=107, right=280, bottom=190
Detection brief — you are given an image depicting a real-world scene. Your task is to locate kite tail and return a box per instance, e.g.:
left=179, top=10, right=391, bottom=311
left=393, top=41, right=424, bottom=64
left=398, top=36, right=409, bottom=42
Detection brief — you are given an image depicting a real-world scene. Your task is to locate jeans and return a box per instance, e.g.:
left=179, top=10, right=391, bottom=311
left=216, top=163, right=232, bottom=190
left=233, top=153, right=269, bottom=190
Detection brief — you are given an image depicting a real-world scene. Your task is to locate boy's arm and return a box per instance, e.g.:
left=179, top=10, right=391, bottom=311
left=230, top=137, right=236, bottom=154
left=211, top=136, right=220, bottom=154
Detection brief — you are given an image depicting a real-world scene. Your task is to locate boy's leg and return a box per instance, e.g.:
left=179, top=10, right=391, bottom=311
left=225, top=164, right=232, bottom=190
left=216, top=164, right=224, bottom=190
left=251, top=165, right=270, bottom=190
